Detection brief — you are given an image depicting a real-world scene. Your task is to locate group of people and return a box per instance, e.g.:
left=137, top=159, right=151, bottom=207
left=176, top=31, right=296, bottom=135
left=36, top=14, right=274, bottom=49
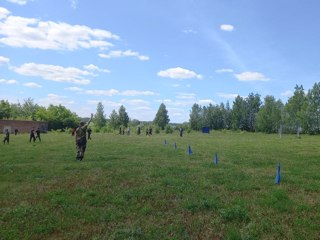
left=2, top=128, right=42, bottom=144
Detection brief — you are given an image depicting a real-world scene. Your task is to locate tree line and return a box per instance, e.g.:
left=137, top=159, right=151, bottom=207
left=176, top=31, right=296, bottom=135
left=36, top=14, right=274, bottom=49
left=189, top=83, right=320, bottom=134
left=1, top=82, right=320, bottom=134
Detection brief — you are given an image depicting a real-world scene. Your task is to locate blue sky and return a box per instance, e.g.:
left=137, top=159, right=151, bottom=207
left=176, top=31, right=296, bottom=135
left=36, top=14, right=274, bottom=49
left=1, top=0, right=320, bottom=123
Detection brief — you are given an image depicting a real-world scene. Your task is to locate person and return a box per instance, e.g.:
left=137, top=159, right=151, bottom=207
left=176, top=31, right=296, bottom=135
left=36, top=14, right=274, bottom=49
left=75, top=113, right=93, bottom=161
left=3, top=129, right=10, bottom=144
left=71, top=127, right=76, bottom=136
left=14, top=129, right=18, bottom=135
left=179, top=127, right=183, bottom=137
left=119, top=127, right=122, bottom=135
left=127, top=127, right=130, bottom=135
left=29, top=129, right=36, bottom=143
left=137, top=126, right=141, bottom=135
left=87, top=127, right=92, bottom=140
left=35, top=128, right=41, bottom=142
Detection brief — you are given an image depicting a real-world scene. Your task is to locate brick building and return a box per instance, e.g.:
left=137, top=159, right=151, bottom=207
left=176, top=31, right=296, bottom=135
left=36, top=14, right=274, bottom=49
left=0, top=120, right=48, bottom=134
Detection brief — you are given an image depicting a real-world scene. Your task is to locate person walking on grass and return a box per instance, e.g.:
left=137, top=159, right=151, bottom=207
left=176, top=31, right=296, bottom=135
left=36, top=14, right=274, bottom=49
left=3, top=129, right=10, bottom=144
left=29, top=129, right=36, bottom=143
left=35, top=128, right=41, bottom=142
left=75, top=113, right=93, bottom=161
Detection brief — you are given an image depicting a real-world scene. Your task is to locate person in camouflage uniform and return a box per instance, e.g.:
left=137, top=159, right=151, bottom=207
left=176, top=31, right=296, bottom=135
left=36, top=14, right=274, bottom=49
left=75, top=113, right=93, bottom=161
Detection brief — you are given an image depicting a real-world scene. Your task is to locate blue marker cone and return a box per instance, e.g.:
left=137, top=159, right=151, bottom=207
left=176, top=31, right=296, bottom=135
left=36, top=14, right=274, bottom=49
left=174, top=142, right=177, bottom=149
left=188, top=145, right=193, bottom=155
left=164, top=139, right=167, bottom=145
left=275, top=162, right=281, bottom=184
left=213, top=152, right=218, bottom=165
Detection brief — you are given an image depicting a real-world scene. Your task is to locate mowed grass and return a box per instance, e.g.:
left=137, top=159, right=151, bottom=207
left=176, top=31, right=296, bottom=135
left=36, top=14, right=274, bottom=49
left=0, top=131, right=320, bottom=240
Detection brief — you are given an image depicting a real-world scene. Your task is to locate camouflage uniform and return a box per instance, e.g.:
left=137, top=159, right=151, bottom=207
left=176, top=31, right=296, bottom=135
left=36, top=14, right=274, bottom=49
left=75, top=116, right=92, bottom=160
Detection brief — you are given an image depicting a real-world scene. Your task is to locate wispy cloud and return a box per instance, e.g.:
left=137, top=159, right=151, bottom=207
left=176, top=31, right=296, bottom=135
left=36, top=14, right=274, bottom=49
left=198, top=99, right=215, bottom=105
left=70, top=0, right=78, bottom=9
left=281, top=90, right=293, bottom=97
left=0, top=7, right=119, bottom=50
left=217, top=92, right=238, bottom=99
left=5, top=0, right=30, bottom=5
left=220, top=24, right=234, bottom=32
left=0, top=56, right=10, bottom=65
left=234, top=71, right=269, bottom=81
left=38, top=94, right=74, bottom=106
left=23, top=82, right=42, bottom=88
left=215, top=68, right=233, bottom=73
left=66, top=87, right=157, bottom=97
left=13, top=63, right=93, bottom=85
left=0, top=79, right=18, bottom=84
left=158, top=67, right=202, bottom=80
left=83, top=64, right=110, bottom=73
left=99, top=50, right=149, bottom=61
left=182, top=28, right=197, bottom=34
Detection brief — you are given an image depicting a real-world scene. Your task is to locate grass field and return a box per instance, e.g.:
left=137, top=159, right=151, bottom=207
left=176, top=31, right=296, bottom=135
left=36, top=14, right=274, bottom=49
left=1, top=131, right=320, bottom=240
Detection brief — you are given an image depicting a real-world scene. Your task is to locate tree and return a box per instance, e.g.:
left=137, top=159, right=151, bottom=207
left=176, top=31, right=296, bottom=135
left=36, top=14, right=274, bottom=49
left=109, top=109, right=119, bottom=129
left=94, top=102, right=106, bottom=129
left=231, top=96, right=247, bottom=130
left=118, top=105, right=129, bottom=127
left=246, top=93, right=261, bottom=132
left=285, top=85, right=307, bottom=133
left=305, top=82, right=320, bottom=134
left=0, top=100, right=11, bottom=119
left=153, top=103, right=170, bottom=130
left=189, top=103, right=203, bottom=131
left=256, top=96, right=283, bottom=133
left=22, top=98, right=39, bottom=120
left=39, top=104, right=79, bottom=130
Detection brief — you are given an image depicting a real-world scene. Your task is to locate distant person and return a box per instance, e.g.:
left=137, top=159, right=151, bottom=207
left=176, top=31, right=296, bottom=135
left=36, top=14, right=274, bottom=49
left=29, top=129, right=36, bottom=143
left=149, top=127, right=152, bottom=135
left=75, top=113, right=93, bottom=161
left=119, top=127, right=122, bottom=135
left=14, top=129, right=18, bottom=135
left=137, top=126, right=141, bottom=135
left=127, top=127, right=131, bottom=135
left=3, top=129, right=10, bottom=144
left=87, top=127, right=92, bottom=140
left=35, top=128, right=41, bottom=142
left=179, top=127, right=183, bottom=137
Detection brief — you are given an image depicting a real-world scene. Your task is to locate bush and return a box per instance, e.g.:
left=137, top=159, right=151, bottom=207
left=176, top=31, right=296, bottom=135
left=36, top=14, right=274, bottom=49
left=165, top=125, right=173, bottom=134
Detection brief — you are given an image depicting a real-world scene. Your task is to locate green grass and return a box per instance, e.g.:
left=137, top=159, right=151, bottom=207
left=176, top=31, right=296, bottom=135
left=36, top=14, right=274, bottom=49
left=1, top=131, right=320, bottom=239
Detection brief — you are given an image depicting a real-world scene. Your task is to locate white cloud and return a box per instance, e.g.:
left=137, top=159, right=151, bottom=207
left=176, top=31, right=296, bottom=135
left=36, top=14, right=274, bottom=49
left=0, top=7, right=10, bottom=20
left=0, top=7, right=119, bottom=50
left=23, top=82, right=42, bottom=88
left=83, top=64, right=110, bottom=73
left=158, top=67, right=202, bottom=80
left=281, top=90, right=293, bottom=97
left=176, top=92, right=196, bottom=100
left=234, top=71, right=269, bottom=81
left=99, top=50, right=149, bottom=61
left=38, top=94, right=74, bottom=106
left=198, top=99, right=215, bottom=105
left=121, top=99, right=150, bottom=106
left=182, top=29, right=197, bottom=34
left=85, top=89, right=119, bottom=96
left=5, top=0, right=30, bottom=5
left=220, top=24, right=234, bottom=31
left=215, top=68, right=233, bottom=73
left=70, top=0, right=78, bottom=9
left=65, top=86, right=84, bottom=92
left=0, top=56, right=10, bottom=65
left=0, top=79, right=18, bottom=84
left=121, top=90, right=156, bottom=96
left=217, top=92, right=238, bottom=99
left=13, top=63, right=92, bottom=85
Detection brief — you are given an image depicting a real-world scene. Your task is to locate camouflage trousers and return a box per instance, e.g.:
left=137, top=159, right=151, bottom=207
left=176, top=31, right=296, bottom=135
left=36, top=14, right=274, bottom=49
left=76, top=138, right=87, bottom=160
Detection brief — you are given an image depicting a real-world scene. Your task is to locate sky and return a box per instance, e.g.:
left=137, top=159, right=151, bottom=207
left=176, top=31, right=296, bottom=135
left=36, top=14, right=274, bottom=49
left=1, top=0, right=320, bottom=123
